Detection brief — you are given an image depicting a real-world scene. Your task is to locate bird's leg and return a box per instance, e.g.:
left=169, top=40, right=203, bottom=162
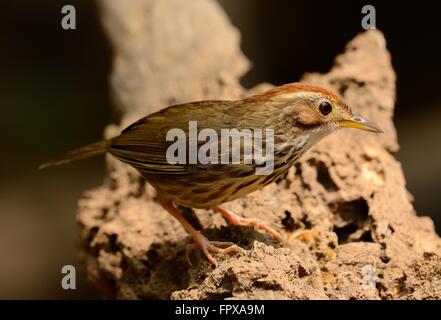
left=213, top=206, right=284, bottom=242
left=159, top=197, right=243, bottom=266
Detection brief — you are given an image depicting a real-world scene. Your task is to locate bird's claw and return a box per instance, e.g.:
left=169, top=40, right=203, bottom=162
left=185, top=232, right=244, bottom=266
left=214, top=206, right=284, bottom=242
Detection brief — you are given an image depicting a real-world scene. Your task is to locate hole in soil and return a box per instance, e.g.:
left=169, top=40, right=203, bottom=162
left=308, top=159, right=339, bottom=191
left=107, top=234, right=119, bottom=253
left=282, top=210, right=296, bottom=231
left=331, top=198, right=371, bottom=244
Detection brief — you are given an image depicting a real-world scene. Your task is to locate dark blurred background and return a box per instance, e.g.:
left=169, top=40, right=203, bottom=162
left=0, top=0, right=440, bottom=299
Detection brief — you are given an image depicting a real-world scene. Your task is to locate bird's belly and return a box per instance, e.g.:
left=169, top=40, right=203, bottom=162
left=151, top=177, right=264, bottom=208
left=145, top=167, right=288, bottom=209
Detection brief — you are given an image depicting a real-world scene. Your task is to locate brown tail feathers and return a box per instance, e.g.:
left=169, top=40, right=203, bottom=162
left=39, top=140, right=110, bottom=169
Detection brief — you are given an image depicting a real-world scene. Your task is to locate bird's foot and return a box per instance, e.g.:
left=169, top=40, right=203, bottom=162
left=159, top=197, right=244, bottom=266
left=185, top=231, right=244, bottom=266
left=214, top=206, right=284, bottom=242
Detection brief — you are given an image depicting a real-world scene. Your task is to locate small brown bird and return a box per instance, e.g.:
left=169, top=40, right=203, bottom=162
left=41, top=82, right=381, bottom=266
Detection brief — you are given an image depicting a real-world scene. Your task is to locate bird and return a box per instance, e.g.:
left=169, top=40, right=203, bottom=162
left=40, top=82, right=382, bottom=266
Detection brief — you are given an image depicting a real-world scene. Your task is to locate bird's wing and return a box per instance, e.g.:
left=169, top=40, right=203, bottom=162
left=109, top=100, right=243, bottom=175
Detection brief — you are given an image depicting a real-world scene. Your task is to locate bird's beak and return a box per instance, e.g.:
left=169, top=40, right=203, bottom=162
left=340, top=114, right=383, bottom=133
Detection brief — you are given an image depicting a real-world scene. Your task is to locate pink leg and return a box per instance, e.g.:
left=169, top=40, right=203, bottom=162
left=214, top=206, right=284, bottom=241
left=159, top=197, right=243, bottom=266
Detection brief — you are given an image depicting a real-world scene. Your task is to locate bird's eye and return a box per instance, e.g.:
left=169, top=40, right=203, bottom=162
left=319, top=101, right=332, bottom=116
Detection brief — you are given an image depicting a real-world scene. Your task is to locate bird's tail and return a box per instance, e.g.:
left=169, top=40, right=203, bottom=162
left=39, top=140, right=110, bottom=169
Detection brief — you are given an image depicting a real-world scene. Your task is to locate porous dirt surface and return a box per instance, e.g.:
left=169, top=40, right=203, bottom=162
left=78, top=0, right=441, bottom=299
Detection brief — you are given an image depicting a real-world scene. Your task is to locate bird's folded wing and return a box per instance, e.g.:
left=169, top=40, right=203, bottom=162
left=109, top=99, right=275, bottom=176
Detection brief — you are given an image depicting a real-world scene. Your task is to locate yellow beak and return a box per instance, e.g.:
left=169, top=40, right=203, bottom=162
left=340, top=114, right=383, bottom=133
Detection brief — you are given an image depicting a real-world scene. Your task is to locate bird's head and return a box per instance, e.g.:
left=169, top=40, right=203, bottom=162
left=247, top=82, right=382, bottom=158
left=253, top=82, right=382, bottom=135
